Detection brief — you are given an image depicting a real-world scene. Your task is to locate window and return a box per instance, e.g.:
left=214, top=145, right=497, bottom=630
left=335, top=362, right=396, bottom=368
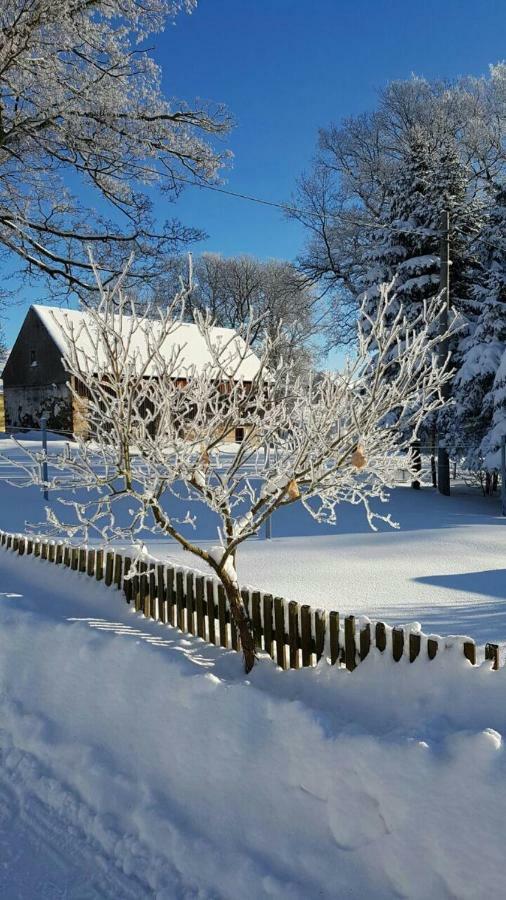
left=30, top=349, right=37, bottom=366
left=235, top=427, right=245, bottom=443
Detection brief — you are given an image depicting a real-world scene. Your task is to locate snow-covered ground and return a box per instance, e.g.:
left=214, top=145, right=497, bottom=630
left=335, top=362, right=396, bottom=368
left=1, top=431, right=505, bottom=646
left=2, top=433, right=506, bottom=896
left=1, top=547, right=506, bottom=899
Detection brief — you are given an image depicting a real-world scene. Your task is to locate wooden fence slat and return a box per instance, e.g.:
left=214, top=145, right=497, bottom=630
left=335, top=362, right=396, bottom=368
left=148, top=566, right=157, bottom=620
left=427, top=638, right=438, bottom=661
left=315, top=610, right=326, bottom=663
left=196, top=576, right=205, bottom=638
left=485, top=642, right=500, bottom=670
left=230, top=603, right=240, bottom=651
left=105, top=551, right=114, bottom=587
left=123, top=556, right=132, bottom=603
left=360, top=622, right=371, bottom=661
left=288, top=601, right=299, bottom=669
left=86, top=548, right=95, bottom=576
left=176, top=570, right=185, bottom=631
left=166, top=567, right=175, bottom=626
left=463, top=640, right=476, bottom=665
left=206, top=580, right=216, bottom=644
left=300, top=604, right=312, bottom=667
left=48, top=542, right=55, bottom=563
left=113, top=553, right=123, bottom=588
left=329, top=610, right=339, bottom=665
left=70, top=546, right=79, bottom=569
left=78, top=547, right=87, bottom=573
left=251, top=590, right=262, bottom=650
left=409, top=632, right=421, bottom=662
left=157, top=565, right=167, bottom=623
left=392, top=627, right=404, bottom=662
left=375, top=621, right=386, bottom=653
left=186, top=572, right=195, bottom=635
left=41, top=541, right=48, bottom=561
left=344, top=616, right=356, bottom=671
left=137, top=562, right=147, bottom=614
left=274, top=597, right=287, bottom=669
left=95, top=548, right=104, bottom=581
left=263, top=594, right=274, bottom=660
left=217, top=584, right=228, bottom=648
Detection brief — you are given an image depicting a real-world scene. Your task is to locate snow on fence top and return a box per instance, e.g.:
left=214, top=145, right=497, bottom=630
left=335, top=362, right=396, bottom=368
left=0, top=530, right=501, bottom=674
left=32, top=305, right=262, bottom=381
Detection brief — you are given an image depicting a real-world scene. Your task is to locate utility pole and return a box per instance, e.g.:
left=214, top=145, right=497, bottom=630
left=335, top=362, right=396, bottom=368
left=437, top=210, right=451, bottom=496
left=40, top=416, right=49, bottom=501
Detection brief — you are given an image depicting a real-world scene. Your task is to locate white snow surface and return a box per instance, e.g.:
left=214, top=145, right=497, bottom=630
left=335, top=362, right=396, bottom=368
left=31, top=304, right=262, bottom=380
left=1, top=548, right=506, bottom=898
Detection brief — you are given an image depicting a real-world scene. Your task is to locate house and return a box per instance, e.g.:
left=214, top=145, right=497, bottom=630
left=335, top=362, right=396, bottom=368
left=2, top=305, right=261, bottom=440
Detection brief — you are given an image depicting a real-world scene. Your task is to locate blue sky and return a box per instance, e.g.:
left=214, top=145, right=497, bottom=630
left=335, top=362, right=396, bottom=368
left=3, top=0, right=506, bottom=345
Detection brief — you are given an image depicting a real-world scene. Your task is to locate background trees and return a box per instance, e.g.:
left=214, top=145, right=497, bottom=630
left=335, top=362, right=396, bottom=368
left=0, top=0, right=230, bottom=303
left=291, top=66, right=506, bottom=473
left=161, top=253, right=319, bottom=375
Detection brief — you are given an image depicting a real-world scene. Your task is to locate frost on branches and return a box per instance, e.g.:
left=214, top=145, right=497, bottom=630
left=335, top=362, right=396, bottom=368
left=11, top=264, right=454, bottom=672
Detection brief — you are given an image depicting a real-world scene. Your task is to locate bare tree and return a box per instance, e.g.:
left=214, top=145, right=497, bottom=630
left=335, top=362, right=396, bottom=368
left=0, top=1, right=231, bottom=301
left=10, top=263, right=454, bottom=672
left=161, top=253, right=319, bottom=375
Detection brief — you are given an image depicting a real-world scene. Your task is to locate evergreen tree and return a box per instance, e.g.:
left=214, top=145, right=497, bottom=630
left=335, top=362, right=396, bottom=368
left=473, top=186, right=506, bottom=468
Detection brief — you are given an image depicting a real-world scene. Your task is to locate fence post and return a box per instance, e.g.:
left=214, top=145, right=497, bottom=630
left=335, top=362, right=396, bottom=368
left=40, top=416, right=49, bottom=502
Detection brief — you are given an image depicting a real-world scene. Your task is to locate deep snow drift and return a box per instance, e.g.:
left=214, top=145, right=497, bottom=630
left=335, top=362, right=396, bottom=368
left=1, top=548, right=506, bottom=898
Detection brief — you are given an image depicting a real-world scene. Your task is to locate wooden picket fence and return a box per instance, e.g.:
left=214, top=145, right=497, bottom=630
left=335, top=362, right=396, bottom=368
left=0, top=529, right=501, bottom=672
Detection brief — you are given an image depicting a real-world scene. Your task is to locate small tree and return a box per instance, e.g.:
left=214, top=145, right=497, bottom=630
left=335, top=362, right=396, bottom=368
left=13, top=264, right=454, bottom=672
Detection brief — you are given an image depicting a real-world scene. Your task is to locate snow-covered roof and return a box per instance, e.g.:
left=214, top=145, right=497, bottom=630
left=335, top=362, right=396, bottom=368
left=32, top=305, right=262, bottom=381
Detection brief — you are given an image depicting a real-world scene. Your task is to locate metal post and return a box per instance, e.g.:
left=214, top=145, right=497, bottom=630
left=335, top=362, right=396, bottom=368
left=501, top=435, right=506, bottom=517
left=437, top=210, right=451, bottom=496
left=41, top=416, right=49, bottom=501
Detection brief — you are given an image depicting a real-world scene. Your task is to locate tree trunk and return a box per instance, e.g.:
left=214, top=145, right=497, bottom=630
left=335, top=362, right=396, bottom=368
left=430, top=422, right=437, bottom=488
left=221, top=574, right=256, bottom=673
left=411, top=440, right=421, bottom=490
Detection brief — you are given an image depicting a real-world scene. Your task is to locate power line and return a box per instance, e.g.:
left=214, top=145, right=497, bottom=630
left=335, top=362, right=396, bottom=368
left=171, top=173, right=443, bottom=240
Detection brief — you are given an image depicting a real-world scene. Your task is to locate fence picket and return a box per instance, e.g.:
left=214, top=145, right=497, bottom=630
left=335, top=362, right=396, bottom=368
left=329, top=610, right=339, bottom=665
left=105, top=551, right=114, bottom=587
left=217, top=584, right=227, bottom=648
left=392, top=627, right=404, bottom=662
left=251, top=591, right=262, bottom=650
left=463, top=640, right=476, bottom=665
left=123, top=557, right=132, bottom=603
left=344, top=616, right=356, bottom=671
left=360, top=622, right=371, bottom=661
left=165, top=567, right=175, bottom=625
left=176, top=571, right=185, bottom=630
left=300, top=604, right=312, bottom=667
left=427, top=638, right=438, bottom=660
left=485, top=643, right=499, bottom=670
left=206, top=580, right=216, bottom=643
left=315, top=610, right=326, bottom=663
left=186, top=572, right=195, bottom=635
left=409, top=632, right=421, bottom=662
left=196, top=576, right=205, bottom=638
left=263, top=594, right=274, bottom=660
left=157, top=565, right=167, bottom=623
left=274, top=597, right=287, bottom=669
left=288, top=601, right=299, bottom=669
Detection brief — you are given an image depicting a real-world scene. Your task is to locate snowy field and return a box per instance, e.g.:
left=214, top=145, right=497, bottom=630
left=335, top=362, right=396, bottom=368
left=2, top=433, right=506, bottom=896
left=1, top=432, right=506, bottom=646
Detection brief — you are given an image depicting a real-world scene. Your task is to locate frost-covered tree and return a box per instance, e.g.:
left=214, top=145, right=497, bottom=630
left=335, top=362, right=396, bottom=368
left=10, top=262, right=455, bottom=672
left=292, top=69, right=504, bottom=346
left=465, top=185, right=506, bottom=468
left=0, top=1, right=230, bottom=301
